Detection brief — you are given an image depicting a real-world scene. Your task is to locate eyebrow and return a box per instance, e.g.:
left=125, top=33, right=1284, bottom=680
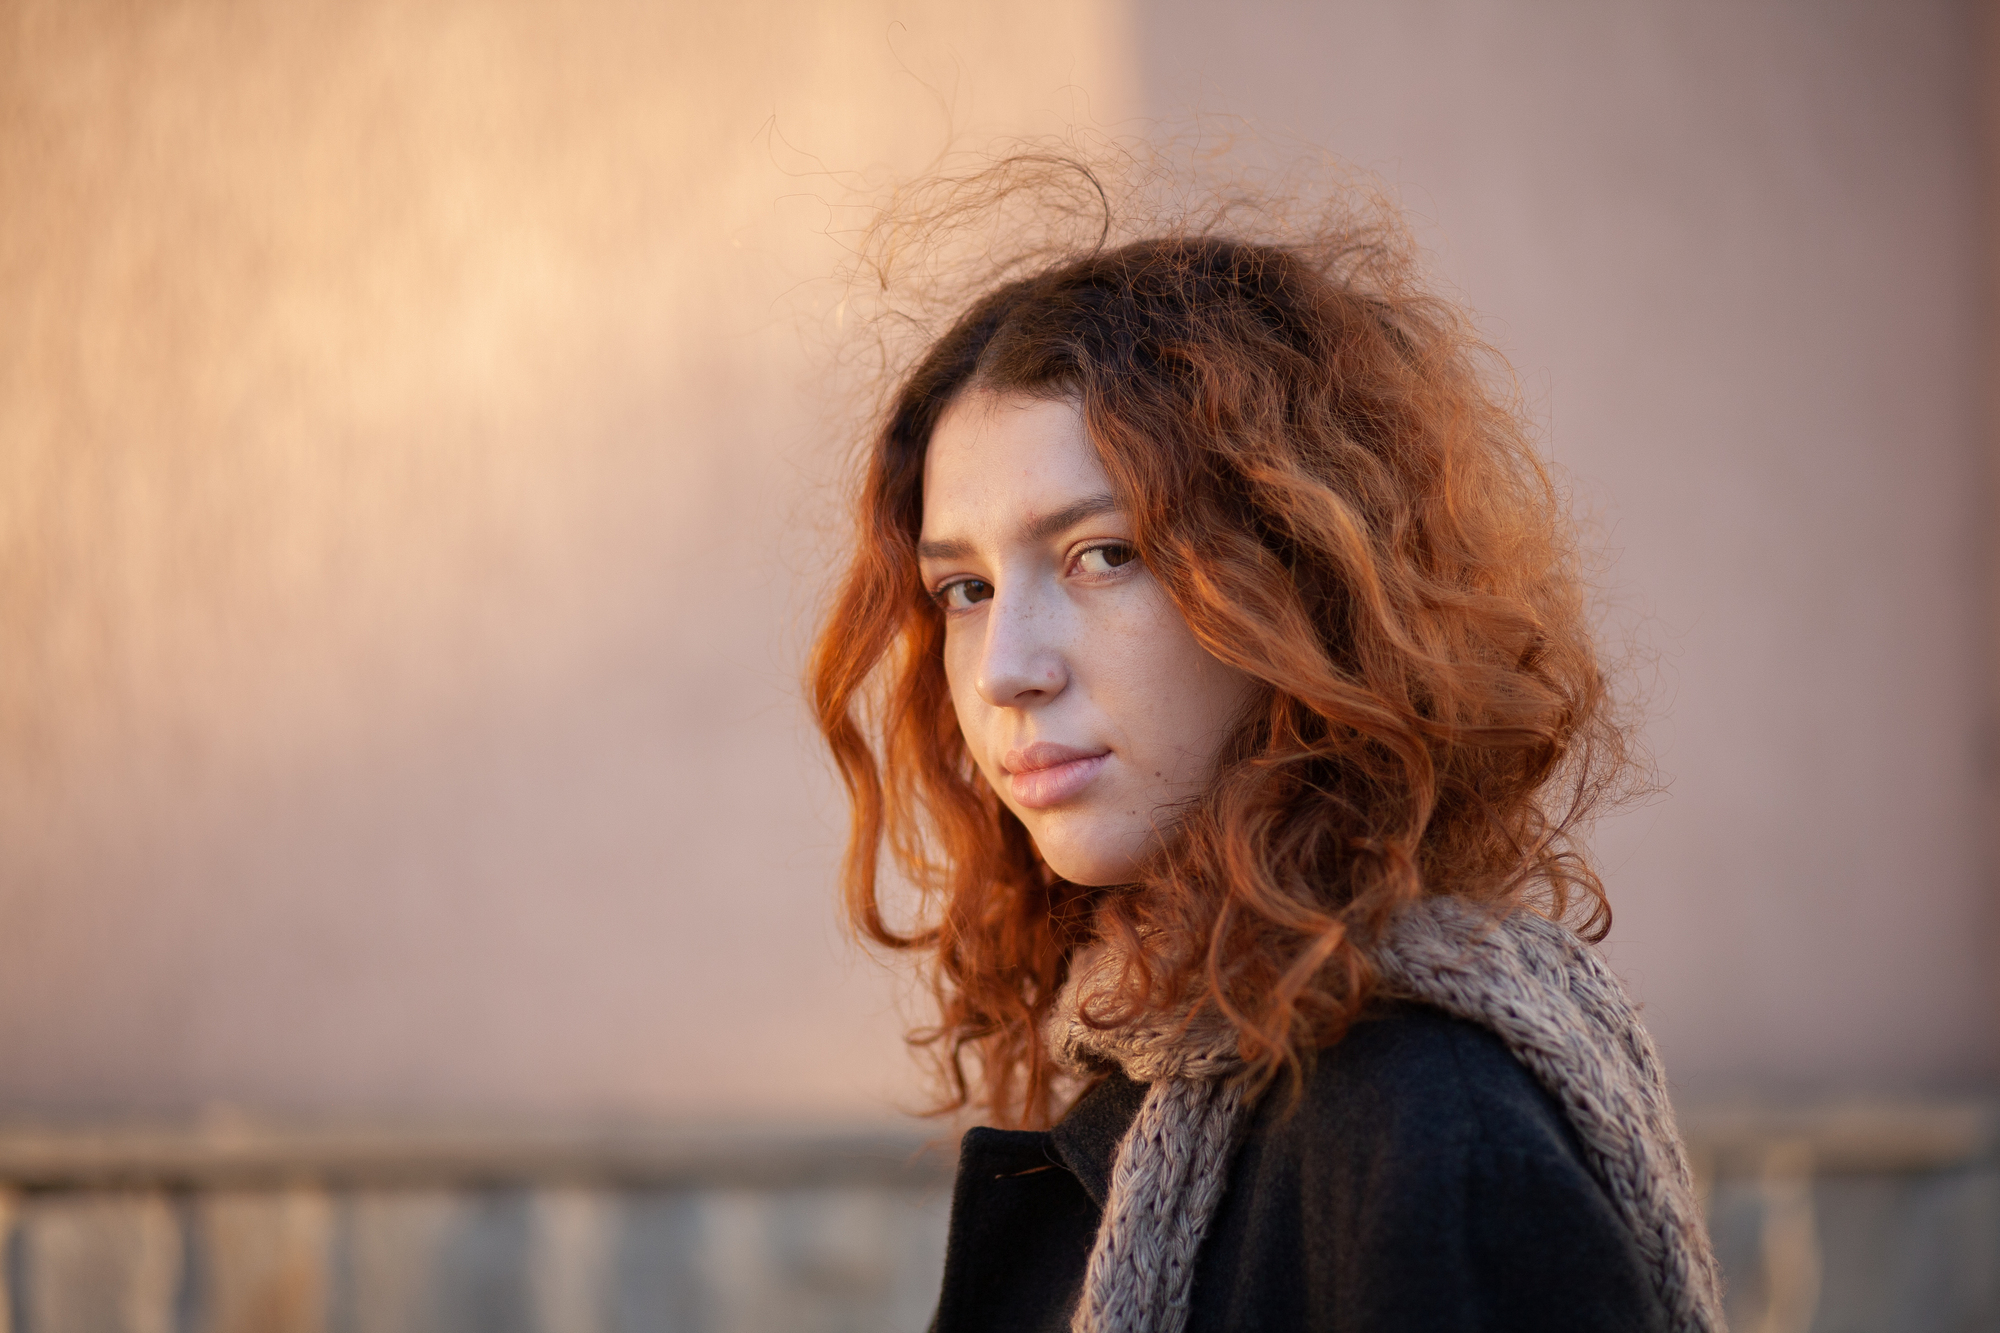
left=916, top=492, right=1121, bottom=562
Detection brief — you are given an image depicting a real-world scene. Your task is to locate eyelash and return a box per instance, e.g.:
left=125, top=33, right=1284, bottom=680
left=928, top=541, right=1138, bottom=612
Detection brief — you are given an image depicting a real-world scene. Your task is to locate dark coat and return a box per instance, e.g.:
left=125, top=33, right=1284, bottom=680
left=932, top=1002, right=1670, bottom=1332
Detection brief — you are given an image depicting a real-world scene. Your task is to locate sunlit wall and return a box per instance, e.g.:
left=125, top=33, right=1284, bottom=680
left=0, top=0, right=1139, bottom=1117
left=0, top=0, right=1989, bottom=1119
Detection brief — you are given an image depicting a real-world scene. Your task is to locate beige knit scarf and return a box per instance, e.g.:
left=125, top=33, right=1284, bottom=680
left=1044, top=897, right=1727, bottom=1333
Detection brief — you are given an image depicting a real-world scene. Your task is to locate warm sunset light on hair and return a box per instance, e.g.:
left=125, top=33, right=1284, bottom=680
left=810, top=161, right=1632, bottom=1127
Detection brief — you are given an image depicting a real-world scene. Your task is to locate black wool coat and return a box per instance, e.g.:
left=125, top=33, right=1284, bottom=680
left=932, top=1002, right=1671, bottom=1333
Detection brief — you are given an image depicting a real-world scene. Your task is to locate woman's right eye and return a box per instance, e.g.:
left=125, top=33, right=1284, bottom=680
left=935, top=578, right=993, bottom=611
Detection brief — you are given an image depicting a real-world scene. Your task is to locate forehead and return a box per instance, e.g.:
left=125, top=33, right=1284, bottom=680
left=920, top=393, right=1111, bottom=541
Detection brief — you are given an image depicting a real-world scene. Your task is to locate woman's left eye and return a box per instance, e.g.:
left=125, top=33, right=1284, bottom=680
left=1074, top=542, right=1138, bottom=576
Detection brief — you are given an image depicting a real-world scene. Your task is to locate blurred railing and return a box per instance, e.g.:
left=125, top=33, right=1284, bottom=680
left=0, top=1118, right=954, bottom=1333
left=0, top=1100, right=1992, bottom=1332
left=1684, top=1100, right=2000, bottom=1333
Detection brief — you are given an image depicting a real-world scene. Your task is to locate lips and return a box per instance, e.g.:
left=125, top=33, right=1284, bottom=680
left=1001, top=742, right=1110, bottom=809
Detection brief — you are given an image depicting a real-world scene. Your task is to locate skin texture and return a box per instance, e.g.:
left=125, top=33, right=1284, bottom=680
left=918, top=391, right=1256, bottom=886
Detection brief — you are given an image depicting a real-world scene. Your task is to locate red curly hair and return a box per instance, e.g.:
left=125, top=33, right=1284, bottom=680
left=810, top=176, right=1626, bottom=1129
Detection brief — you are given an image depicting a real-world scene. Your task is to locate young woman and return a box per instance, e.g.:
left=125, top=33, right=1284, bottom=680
left=810, top=173, right=1723, bottom=1333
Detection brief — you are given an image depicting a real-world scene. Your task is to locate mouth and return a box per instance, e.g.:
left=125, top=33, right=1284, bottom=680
left=1001, top=742, right=1110, bottom=810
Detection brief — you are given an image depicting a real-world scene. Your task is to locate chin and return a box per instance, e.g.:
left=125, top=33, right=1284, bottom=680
left=1029, top=823, right=1148, bottom=887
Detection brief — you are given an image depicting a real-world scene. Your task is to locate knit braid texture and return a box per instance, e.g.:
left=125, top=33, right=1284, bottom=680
left=1045, top=898, right=1726, bottom=1333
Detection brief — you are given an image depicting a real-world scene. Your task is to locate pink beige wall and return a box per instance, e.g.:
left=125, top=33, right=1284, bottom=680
left=0, top=0, right=1988, bottom=1119
left=1142, top=0, right=1993, bottom=1098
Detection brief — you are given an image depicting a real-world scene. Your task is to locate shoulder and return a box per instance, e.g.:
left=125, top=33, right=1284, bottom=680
left=1219, top=999, right=1601, bottom=1222
left=1284, top=999, right=1584, bottom=1169
left=1188, top=1001, right=1668, bottom=1332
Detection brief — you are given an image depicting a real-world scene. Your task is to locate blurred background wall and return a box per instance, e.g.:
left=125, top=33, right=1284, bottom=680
left=1135, top=0, right=1994, bottom=1103
left=0, top=0, right=1990, bottom=1130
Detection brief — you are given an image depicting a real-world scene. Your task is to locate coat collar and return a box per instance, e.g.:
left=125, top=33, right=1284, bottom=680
left=1047, top=1071, right=1148, bottom=1208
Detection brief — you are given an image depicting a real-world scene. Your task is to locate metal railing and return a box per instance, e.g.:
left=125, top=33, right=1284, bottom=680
left=0, top=1100, right=1992, bottom=1332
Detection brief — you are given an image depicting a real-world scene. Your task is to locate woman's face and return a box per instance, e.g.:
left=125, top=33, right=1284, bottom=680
left=919, top=391, right=1257, bottom=886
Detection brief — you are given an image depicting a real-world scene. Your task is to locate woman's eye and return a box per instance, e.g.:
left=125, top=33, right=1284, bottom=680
left=1075, top=543, right=1138, bottom=576
left=936, top=578, right=993, bottom=611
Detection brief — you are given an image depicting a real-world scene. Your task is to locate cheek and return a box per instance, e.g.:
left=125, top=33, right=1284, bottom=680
left=939, top=632, right=990, bottom=753
left=1099, top=593, right=1251, bottom=776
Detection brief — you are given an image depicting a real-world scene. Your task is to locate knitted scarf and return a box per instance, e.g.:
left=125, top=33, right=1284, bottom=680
left=1044, top=897, right=1726, bottom=1333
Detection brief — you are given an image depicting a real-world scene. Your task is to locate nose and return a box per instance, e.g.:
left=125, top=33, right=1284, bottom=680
left=973, top=586, right=1069, bottom=708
